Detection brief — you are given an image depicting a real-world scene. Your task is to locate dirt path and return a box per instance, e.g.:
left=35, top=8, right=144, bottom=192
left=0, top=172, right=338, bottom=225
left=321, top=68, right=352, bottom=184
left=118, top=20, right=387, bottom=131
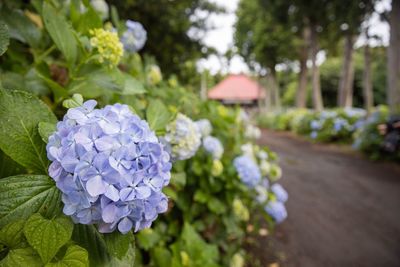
left=253, top=129, right=400, bottom=267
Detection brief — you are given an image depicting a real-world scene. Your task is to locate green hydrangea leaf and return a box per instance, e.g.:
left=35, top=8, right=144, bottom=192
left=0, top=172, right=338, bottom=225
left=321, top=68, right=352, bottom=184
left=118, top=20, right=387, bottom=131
left=0, top=89, right=57, bottom=174
left=0, top=247, right=42, bottom=267
left=170, top=223, right=219, bottom=267
left=72, top=225, right=136, bottom=267
left=24, top=214, right=73, bottom=264
left=0, top=151, right=25, bottom=179
left=170, top=172, right=186, bottom=189
left=0, top=7, right=41, bottom=48
left=38, top=122, right=56, bottom=144
left=108, top=242, right=135, bottom=267
left=207, top=198, right=226, bottom=214
left=72, top=225, right=110, bottom=267
left=104, top=231, right=134, bottom=260
left=119, top=74, right=146, bottom=96
left=193, top=191, right=209, bottom=203
left=45, top=245, right=89, bottom=267
left=0, top=175, right=61, bottom=228
left=42, top=2, right=77, bottom=65
left=136, top=228, right=161, bottom=251
left=146, top=100, right=171, bottom=131
left=151, top=246, right=172, bottom=267
left=0, top=220, right=26, bottom=249
left=76, top=6, right=102, bottom=34
left=62, top=94, right=83, bottom=109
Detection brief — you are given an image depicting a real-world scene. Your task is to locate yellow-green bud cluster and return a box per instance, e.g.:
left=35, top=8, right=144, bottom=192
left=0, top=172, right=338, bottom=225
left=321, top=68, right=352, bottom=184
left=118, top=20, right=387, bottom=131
left=211, top=159, right=223, bottom=176
left=90, top=28, right=123, bottom=67
left=230, top=253, right=245, bottom=267
left=269, top=164, right=282, bottom=182
left=147, top=65, right=162, bottom=85
left=233, top=198, right=249, bottom=221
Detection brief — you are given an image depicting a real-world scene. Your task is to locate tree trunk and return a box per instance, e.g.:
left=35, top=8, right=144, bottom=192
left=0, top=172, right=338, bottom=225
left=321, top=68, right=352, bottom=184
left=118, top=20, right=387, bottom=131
left=387, top=0, right=400, bottom=115
left=363, top=35, right=373, bottom=114
left=263, top=76, right=272, bottom=111
left=338, top=33, right=356, bottom=107
left=296, top=26, right=310, bottom=108
left=310, top=26, right=323, bottom=111
left=256, top=74, right=262, bottom=111
left=267, top=68, right=280, bottom=109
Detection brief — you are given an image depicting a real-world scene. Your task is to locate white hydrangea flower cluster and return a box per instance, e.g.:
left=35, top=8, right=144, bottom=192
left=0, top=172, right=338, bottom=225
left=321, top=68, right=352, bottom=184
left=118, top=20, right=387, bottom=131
left=245, top=124, right=261, bottom=140
left=195, top=119, right=212, bottom=138
left=240, top=143, right=255, bottom=159
left=91, top=0, right=109, bottom=20
left=164, top=113, right=201, bottom=161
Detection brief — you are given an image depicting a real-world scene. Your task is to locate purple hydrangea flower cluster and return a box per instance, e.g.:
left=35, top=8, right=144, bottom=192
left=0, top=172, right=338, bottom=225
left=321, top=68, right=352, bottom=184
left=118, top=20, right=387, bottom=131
left=121, top=20, right=147, bottom=53
left=310, top=131, right=318, bottom=139
left=233, top=155, right=261, bottom=188
left=310, top=120, right=323, bottom=131
left=264, top=201, right=287, bottom=223
left=265, top=183, right=288, bottom=223
left=270, top=183, right=288, bottom=203
left=333, top=118, right=350, bottom=133
left=344, top=107, right=366, bottom=118
left=203, top=136, right=223, bottom=159
left=47, top=100, right=172, bottom=234
left=353, top=119, right=365, bottom=131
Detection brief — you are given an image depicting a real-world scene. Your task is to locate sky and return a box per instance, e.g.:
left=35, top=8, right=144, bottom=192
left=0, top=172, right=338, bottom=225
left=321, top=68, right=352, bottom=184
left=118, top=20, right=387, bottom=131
left=197, top=0, right=392, bottom=75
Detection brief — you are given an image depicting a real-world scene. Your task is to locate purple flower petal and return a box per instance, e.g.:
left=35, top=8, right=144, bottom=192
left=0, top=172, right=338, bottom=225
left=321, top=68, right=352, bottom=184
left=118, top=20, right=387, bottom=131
left=136, top=185, right=151, bottom=199
left=86, top=176, right=106, bottom=197
left=102, top=204, right=117, bottom=223
left=49, top=161, right=63, bottom=180
left=95, top=136, right=116, bottom=151
left=60, top=156, right=79, bottom=173
left=105, top=185, right=120, bottom=202
left=118, top=217, right=133, bottom=234
left=119, top=188, right=135, bottom=201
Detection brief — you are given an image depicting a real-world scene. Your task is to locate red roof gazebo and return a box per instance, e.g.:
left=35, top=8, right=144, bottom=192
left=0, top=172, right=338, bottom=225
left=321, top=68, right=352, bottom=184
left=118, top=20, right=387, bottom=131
left=208, top=74, right=266, bottom=105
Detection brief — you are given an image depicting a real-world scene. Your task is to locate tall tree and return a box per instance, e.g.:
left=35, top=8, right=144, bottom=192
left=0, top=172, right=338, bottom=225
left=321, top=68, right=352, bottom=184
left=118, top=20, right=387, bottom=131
left=296, top=24, right=310, bottom=108
left=293, top=0, right=336, bottom=111
left=337, top=34, right=356, bottom=107
left=335, top=0, right=375, bottom=107
left=309, top=25, right=324, bottom=111
left=235, top=0, right=295, bottom=109
left=387, top=0, right=400, bottom=115
left=363, top=26, right=373, bottom=114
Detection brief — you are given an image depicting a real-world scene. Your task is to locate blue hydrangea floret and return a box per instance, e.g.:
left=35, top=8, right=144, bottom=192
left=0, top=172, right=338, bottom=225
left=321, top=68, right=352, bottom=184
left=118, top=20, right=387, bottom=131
left=121, top=20, right=147, bottom=53
left=333, top=118, right=350, bottom=133
left=203, top=136, right=224, bottom=159
left=47, top=100, right=172, bottom=234
left=270, top=183, right=288, bottom=203
left=233, top=155, right=261, bottom=188
left=264, top=201, right=287, bottom=223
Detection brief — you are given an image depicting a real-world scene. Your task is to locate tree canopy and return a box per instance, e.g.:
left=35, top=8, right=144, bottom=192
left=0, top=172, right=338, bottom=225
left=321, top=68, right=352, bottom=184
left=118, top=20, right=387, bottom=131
left=235, top=0, right=296, bottom=73
left=108, top=0, right=225, bottom=81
